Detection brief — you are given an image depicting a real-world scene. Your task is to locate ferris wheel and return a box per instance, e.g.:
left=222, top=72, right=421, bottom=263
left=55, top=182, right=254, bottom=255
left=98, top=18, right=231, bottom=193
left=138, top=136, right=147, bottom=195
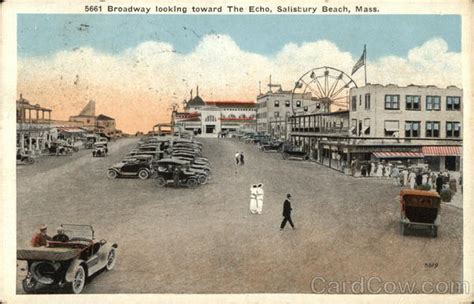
left=291, top=66, right=358, bottom=114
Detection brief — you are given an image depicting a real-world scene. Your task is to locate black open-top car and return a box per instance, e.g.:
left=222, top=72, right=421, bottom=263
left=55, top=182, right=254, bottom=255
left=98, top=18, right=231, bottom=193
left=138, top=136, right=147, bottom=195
left=107, top=155, right=153, bottom=179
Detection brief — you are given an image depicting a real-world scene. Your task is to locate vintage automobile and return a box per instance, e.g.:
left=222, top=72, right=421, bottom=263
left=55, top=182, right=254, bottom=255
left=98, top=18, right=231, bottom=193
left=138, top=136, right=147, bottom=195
left=127, top=150, right=166, bottom=160
left=17, top=224, right=117, bottom=294
left=17, top=148, right=35, bottom=165
left=152, top=159, right=201, bottom=188
left=152, top=158, right=210, bottom=184
left=399, top=189, right=441, bottom=237
left=48, top=142, right=73, bottom=156
left=92, top=143, right=108, bottom=157
left=260, top=141, right=284, bottom=152
left=107, top=155, right=153, bottom=179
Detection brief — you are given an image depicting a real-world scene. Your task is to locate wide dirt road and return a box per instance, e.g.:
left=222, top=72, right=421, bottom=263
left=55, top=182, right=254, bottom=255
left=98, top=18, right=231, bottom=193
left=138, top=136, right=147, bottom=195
left=16, top=137, right=463, bottom=294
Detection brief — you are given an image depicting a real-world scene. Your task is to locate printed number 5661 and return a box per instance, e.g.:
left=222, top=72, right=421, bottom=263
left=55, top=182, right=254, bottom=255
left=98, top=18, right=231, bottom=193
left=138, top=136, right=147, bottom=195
left=85, top=6, right=102, bottom=12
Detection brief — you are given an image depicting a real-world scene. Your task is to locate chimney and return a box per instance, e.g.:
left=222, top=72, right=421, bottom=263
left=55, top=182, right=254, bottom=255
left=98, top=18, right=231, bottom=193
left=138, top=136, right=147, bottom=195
left=196, top=85, right=199, bottom=97
left=20, top=93, right=23, bottom=100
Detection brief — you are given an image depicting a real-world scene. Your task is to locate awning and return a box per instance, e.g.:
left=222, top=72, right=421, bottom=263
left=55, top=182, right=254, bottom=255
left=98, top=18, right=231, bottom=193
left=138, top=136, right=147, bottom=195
left=422, top=146, right=461, bottom=156
left=373, top=152, right=424, bottom=159
left=384, top=127, right=399, bottom=132
left=58, top=127, right=86, bottom=133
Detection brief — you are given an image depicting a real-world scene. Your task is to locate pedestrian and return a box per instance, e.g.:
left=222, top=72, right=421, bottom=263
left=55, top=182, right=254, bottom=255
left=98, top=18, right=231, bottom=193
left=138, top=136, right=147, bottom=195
left=173, top=166, right=181, bottom=187
left=376, top=162, right=383, bottom=177
left=370, top=161, right=376, bottom=176
left=415, top=170, right=423, bottom=186
left=435, top=173, right=444, bottom=194
left=401, top=168, right=409, bottom=187
left=367, top=162, right=372, bottom=177
left=249, top=184, right=258, bottom=214
left=361, top=165, right=367, bottom=177
left=408, top=170, right=416, bottom=189
left=280, top=194, right=295, bottom=230
left=240, top=151, right=245, bottom=165
left=256, top=183, right=264, bottom=214
left=31, top=224, right=52, bottom=247
left=235, top=152, right=240, bottom=165
left=391, top=165, right=400, bottom=185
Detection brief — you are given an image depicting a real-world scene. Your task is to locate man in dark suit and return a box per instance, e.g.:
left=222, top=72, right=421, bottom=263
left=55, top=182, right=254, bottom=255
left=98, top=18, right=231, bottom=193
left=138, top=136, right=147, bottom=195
left=280, top=194, right=295, bottom=230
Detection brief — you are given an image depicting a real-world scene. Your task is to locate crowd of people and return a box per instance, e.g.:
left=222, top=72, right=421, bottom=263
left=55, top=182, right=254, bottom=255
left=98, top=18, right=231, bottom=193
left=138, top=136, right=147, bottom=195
left=349, top=159, right=462, bottom=195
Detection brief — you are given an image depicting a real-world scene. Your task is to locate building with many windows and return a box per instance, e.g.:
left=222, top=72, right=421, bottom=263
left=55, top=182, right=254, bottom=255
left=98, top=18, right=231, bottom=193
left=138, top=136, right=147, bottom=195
left=173, top=91, right=256, bottom=137
left=288, top=84, right=463, bottom=173
left=256, top=88, right=321, bottom=134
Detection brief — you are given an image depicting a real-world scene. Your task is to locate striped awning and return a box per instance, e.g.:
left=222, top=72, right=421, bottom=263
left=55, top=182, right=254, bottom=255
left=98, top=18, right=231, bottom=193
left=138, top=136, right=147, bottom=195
left=373, top=152, right=424, bottom=159
left=422, top=146, right=461, bottom=156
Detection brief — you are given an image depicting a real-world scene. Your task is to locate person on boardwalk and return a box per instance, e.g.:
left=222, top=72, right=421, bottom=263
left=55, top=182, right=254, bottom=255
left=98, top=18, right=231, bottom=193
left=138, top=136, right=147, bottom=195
left=256, top=183, right=264, bottom=214
left=280, top=194, right=295, bottom=230
left=249, top=184, right=258, bottom=214
left=235, top=152, right=240, bottom=165
left=240, top=152, right=245, bottom=165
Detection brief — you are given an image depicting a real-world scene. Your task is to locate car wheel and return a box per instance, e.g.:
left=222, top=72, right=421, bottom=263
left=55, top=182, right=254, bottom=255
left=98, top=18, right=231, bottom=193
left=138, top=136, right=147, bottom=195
left=186, top=178, right=198, bottom=188
left=105, top=248, right=117, bottom=271
left=156, top=176, right=166, bottom=187
left=198, top=175, right=208, bottom=185
left=69, top=265, right=86, bottom=294
left=22, top=275, right=37, bottom=294
left=107, top=170, right=118, bottom=179
left=27, top=157, right=35, bottom=165
left=138, top=169, right=150, bottom=180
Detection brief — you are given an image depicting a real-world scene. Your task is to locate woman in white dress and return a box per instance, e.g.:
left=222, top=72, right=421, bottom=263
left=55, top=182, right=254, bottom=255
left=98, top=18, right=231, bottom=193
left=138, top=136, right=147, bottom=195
left=256, top=183, right=264, bottom=214
left=376, top=162, right=384, bottom=177
left=408, top=170, right=416, bottom=189
left=370, top=162, right=376, bottom=176
left=249, top=184, right=258, bottom=214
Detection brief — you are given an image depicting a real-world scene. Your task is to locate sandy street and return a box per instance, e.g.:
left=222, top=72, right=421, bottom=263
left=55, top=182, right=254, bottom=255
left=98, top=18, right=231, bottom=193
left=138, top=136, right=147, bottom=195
left=16, top=137, right=463, bottom=294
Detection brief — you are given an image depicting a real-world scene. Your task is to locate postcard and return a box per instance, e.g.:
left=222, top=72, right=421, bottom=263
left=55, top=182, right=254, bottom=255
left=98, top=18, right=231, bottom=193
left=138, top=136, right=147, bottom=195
left=1, top=0, right=473, bottom=303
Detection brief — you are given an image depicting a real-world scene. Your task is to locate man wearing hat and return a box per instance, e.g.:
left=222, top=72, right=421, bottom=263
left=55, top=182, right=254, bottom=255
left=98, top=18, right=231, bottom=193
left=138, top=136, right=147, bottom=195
left=30, top=224, right=52, bottom=247
left=280, top=194, right=295, bottom=230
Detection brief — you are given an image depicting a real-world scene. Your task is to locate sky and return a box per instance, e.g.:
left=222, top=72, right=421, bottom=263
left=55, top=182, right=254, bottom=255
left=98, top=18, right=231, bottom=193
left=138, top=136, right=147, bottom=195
left=17, top=14, right=462, bottom=133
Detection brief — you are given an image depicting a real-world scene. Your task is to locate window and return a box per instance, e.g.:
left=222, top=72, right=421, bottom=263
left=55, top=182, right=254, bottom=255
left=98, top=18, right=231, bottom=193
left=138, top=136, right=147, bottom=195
left=359, top=95, right=362, bottom=106
left=296, top=100, right=301, bottom=107
left=205, top=115, right=216, bottom=122
left=406, top=95, right=420, bottom=110
left=364, top=94, right=371, bottom=110
left=363, top=118, right=370, bottom=135
left=384, top=120, right=399, bottom=137
left=350, top=119, right=357, bottom=135
left=426, top=96, right=440, bottom=111
left=426, top=121, right=440, bottom=138
left=385, top=95, right=400, bottom=110
left=405, top=121, right=420, bottom=137
left=274, top=100, right=280, bottom=107
left=304, top=106, right=308, bottom=112
left=239, top=114, right=246, bottom=118
left=228, top=114, right=236, bottom=118
left=351, top=96, right=357, bottom=111
left=286, top=112, right=291, bottom=117
left=446, top=96, right=461, bottom=111
left=274, top=112, right=279, bottom=118
left=285, top=100, right=291, bottom=107
left=446, top=121, right=461, bottom=138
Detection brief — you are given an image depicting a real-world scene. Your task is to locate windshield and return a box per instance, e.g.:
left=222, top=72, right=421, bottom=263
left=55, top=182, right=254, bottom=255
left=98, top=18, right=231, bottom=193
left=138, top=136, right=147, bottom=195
left=60, top=224, right=94, bottom=240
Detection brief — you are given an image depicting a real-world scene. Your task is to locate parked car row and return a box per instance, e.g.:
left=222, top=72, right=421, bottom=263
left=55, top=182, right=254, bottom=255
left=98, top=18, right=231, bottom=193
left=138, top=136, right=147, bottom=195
left=107, top=135, right=212, bottom=188
left=233, top=130, right=309, bottom=161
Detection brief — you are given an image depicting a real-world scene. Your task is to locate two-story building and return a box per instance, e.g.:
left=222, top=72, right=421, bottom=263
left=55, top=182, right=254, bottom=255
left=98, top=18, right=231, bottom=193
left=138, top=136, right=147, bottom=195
left=16, top=94, right=53, bottom=155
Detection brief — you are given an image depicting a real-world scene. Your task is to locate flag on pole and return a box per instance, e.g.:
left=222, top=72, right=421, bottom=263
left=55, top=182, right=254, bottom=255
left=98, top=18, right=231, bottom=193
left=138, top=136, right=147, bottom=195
left=351, top=46, right=366, bottom=75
